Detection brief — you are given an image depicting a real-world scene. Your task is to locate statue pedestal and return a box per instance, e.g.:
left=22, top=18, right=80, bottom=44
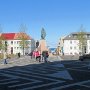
left=38, top=39, right=48, bottom=53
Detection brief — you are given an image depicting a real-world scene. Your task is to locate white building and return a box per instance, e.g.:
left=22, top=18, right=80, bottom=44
left=59, top=32, right=90, bottom=55
left=0, top=33, right=35, bottom=55
left=58, top=36, right=66, bottom=55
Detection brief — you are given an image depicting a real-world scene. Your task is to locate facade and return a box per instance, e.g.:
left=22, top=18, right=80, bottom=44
left=59, top=32, right=90, bottom=55
left=58, top=36, right=66, bottom=55
left=0, top=33, right=35, bottom=55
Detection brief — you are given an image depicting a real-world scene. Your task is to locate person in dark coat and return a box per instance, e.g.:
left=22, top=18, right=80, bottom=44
left=18, top=52, right=20, bottom=58
left=4, top=52, right=7, bottom=64
left=42, top=51, right=49, bottom=63
left=29, top=51, right=33, bottom=59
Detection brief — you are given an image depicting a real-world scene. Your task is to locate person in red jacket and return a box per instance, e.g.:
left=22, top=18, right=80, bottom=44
left=35, top=51, right=41, bottom=62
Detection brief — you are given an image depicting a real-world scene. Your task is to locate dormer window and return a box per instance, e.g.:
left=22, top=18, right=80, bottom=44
left=69, top=35, right=71, bottom=37
left=87, top=34, right=90, bottom=38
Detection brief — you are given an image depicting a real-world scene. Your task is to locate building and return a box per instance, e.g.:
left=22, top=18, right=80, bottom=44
left=0, top=33, right=35, bottom=55
left=58, top=36, right=66, bottom=55
left=59, top=32, right=90, bottom=55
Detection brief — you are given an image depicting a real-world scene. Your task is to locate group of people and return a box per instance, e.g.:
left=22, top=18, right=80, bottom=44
left=29, top=50, right=49, bottom=63
left=3, top=50, right=49, bottom=65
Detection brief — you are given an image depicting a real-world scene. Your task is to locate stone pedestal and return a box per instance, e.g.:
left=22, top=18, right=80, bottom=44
left=38, top=39, right=48, bottom=53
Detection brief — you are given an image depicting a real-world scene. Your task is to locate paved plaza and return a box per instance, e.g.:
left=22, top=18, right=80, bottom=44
left=0, top=56, right=90, bottom=90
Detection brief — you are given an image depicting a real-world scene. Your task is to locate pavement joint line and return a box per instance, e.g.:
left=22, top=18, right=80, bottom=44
left=1, top=71, right=41, bottom=82
left=67, top=67, right=90, bottom=72
left=0, top=56, right=90, bottom=89
left=66, top=65, right=88, bottom=69
left=14, top=69, right=62, bottom=82
left=0, top=78, right=16, bottom=82
left=0, top=80, right=19, bottom=84
left=79, top=84, right=90, bottom=88
left=9, top=82, right=39, bottom=88
left=5, top=69, right=61, bottom=82
left=19, top=81, right=64, bottom=90
left=0, top=72, right=19, bottom=79
left=51, top=80, right=90, bottom=90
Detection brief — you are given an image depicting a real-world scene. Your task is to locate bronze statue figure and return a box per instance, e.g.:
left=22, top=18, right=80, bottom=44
left=41, top=28, right=46, bottom=39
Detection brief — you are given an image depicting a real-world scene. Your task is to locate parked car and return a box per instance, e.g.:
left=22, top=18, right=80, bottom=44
left=79, top=54, right=90, bottom=61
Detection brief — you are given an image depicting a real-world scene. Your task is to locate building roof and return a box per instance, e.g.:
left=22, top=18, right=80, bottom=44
left=64, top=32, right=90, bottom=40
left=1, top=33, right=15, bottom=40
left=14, top=33, right=31, bottom=40
left=1, top=33, right=31, bottom=40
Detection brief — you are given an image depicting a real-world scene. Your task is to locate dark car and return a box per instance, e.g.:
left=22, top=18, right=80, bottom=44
left=79, top=54, right=90, bottom=61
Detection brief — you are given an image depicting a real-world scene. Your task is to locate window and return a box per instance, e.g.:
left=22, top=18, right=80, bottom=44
left=19, top=47, right=21, bottom=49
left=73, top=35, right=77, bottom=38
left=70, top=40, right=72, bottom=44
left=74, top=40, right=76, bottom=43
left=14, top=41, right=16, bottom=44
left=11, top=41, right=13, bottom=44
left=70, top=46, right=72, bottom=49
left=18, top=41, right=21, bottom=44
left=17, top=41, right=20, bottom=44
left=74, top=47, right=76, bottom=49
left=63, top=40, right=64, bottom=43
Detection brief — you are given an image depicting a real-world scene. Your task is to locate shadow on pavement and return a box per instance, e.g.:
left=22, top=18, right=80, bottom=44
left=0, top=59, right=90, bottom=90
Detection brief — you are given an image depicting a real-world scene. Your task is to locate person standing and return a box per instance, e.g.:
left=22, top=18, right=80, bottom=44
left=30, top=51, right=33, bottom=59
left=42, top=51, right=49, bottom=63
left=33, top=50, right=36, bottom=58
left=4, top=52, right=7, bottom=64
left=18, top=52, right=20, bottom=58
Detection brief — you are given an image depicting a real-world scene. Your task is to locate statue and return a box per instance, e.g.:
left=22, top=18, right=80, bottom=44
left=41, top=28, right=46, bottom=39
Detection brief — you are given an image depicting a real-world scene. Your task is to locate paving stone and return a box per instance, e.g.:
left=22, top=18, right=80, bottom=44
left=0, top=56, right=90, bottom=89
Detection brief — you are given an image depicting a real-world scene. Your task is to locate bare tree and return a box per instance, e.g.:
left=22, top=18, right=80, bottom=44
left=77, top=25, right=87, bottom=55
left=18, top=24, right=30, bottom=55
left=0, top=25, right=8, bottom=59
left=0, top=25, right=5, bottom=53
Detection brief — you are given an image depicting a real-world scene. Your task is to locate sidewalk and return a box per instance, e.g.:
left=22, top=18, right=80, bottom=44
left=0, top=55, right=63, bottom=69
left=48, top=55, right=63, bottom=62
left=0, top=56, right=39, bottom=69
left=60, top=55, right=79, bottom=60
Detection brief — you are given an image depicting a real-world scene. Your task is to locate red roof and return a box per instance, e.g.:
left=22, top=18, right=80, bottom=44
left=1, top=33, right=32, bottom=40
left=1, top=33, right=15, bottom=40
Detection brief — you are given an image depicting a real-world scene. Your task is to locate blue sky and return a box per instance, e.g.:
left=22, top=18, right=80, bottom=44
left=0, top=0, right=90, bottom=47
